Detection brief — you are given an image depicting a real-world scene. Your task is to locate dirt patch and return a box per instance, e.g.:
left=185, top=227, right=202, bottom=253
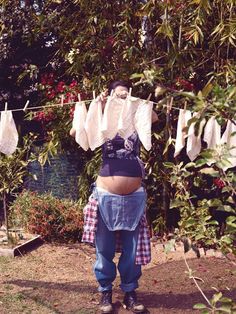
left=0, top=241, right=235, bottom=314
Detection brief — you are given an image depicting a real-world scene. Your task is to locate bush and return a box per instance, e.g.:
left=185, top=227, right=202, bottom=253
left=9, top=190, right=84, bottom=243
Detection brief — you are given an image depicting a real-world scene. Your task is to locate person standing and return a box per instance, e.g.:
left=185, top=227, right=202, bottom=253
left=70, top=80, right=158, bottom=313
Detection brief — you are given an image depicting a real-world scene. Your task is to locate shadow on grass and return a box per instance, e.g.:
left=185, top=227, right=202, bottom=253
left=4, top=279, right=236, bottom=312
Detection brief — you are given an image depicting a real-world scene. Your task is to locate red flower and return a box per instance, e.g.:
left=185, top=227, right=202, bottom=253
left=176, top=77, right=194, bottom=91
left=56, top=81, right=66, bottom=93
left=69, top=106, right=75, bottom=119
left=65, top=92, right=77, bottom=103
left=33, top=110, right=55, bottom=123
left=106, top=36, right=115, bottom=47
left=213, top=178, right=226, bottom=189
left=41, top=73, right=55, bottom=86
left=46, top=89, right=56, bottom=99
left=69, top=80, right=78, bottom=88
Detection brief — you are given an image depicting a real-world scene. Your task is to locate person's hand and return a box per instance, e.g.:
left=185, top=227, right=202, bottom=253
left=69, top=127, right=76, bottom=137
left=99, top=89, right=108, bottom=109
left=100, top=89, right=108, bottom=102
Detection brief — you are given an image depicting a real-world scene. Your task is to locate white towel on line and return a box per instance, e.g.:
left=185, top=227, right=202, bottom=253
left=72, top=102, right=89, bottom=151
left=84, top=97, right=104, bottom=151
left=0, top=111, right=19, bottom=156
left=117, top=96, right=141, bottom=140
left=174, top=109, right=192, bottom=157
left=134, top=99, right=153, bottom=151
left=186, top=113, right=206, bottom=161
left=76, top=96, right=153, bottom=151
left=220, top=120, right=236, bottom=170
left=101, top=95, right=125, bottom=140
left=203, top=116, right=221, bottom=149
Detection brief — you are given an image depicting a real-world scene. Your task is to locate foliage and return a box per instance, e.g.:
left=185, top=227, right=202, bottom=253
left=1, top=0, right=236, bottom=246
left=0, top=135, right=35, bottom=195
left=9, top=190, right=84, bottom=243
left=77, top=148, right=102, bottom=207
left=164, top=147, right=236, bottom=255
left=184, top=253, right=236, bottom=314
left=0, top=134, right=37, bottom=237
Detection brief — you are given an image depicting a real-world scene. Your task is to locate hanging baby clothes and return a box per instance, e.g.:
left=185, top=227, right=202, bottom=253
left=203, top=116, right=221, bottom=149
left=72, top=102, right=89, bottom=151
left=99, top=96, right=153, bottom=151
left=117, top=96, right=139, bottom=139
left=101, top=95, right=125, bottom=140
left=0, top=111, right=19, bottom=155
left=133, top=99, right=153, bottom=151
left=84, top=97, right=104, bottom=151
left=186, top=113, right=206, bottom=161
left=220, top=120, right=236, bottom=170
left=174, top=109, right=192, bottom=157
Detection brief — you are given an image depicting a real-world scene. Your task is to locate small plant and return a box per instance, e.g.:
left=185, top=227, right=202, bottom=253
left=0, top=134, right=36, bottom=241
left=9, top=190, right=84, bottom=243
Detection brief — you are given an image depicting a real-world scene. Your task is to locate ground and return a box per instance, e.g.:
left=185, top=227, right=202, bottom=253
left=0, top=241, right=235, bottom=314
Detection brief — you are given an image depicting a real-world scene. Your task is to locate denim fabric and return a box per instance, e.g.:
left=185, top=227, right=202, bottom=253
left=94, top=187, right=146, bottom=231
left=94, top=211, right=142, bottom=292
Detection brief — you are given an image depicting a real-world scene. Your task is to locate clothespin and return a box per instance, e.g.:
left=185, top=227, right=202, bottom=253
left=147, top=93, right=152, bottom=101
left=183, top=101, right=187, bottom=113
left=167, top=97, right=173, bottom=114
left=23, top=100, right=29, bottom=112
left=60, top=95, right=64, bottom=107
left=78, top=93, right=82, bottom=103
left=129, top=88, right=132, bottom=96
left=5, top=102, right=8, bottom=111
left=93, top=90, right=96, bottom=100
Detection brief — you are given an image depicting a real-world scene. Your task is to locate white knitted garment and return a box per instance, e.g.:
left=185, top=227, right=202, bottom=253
left=0, top=111, right=19, bottom=155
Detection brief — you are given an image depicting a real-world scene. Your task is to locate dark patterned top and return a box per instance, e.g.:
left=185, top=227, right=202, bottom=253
left=99, top=132, right=143, bottom=177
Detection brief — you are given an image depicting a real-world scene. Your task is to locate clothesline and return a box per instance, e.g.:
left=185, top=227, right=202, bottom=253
left=0, top=97, right=186, bottom=114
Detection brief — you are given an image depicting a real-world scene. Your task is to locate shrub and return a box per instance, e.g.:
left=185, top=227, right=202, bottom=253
left=9, top=190, right=84, bottom=243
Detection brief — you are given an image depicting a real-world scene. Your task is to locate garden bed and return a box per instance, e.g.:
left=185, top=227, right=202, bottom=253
left=0, top=227, right=43, bottom=257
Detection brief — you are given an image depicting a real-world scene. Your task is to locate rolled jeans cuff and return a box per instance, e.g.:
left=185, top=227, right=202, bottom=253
left=98, top=283, right=113, bottom=292
left=120, top=281, right=139, bottom=293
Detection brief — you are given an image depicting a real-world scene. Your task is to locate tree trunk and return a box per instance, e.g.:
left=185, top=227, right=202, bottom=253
left=3, top=192, right=9, bottom=241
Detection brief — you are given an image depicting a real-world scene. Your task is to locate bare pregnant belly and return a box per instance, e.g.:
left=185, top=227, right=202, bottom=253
left=96, top=175, right=142, bottom=195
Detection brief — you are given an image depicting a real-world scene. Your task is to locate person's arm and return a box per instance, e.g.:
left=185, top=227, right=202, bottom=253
left=152, top=110, right=158, bottom=124
left=69, top=127, right=76, bottom=137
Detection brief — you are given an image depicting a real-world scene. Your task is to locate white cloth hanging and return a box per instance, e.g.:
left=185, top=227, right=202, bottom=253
left=101, top=95, right=124, bottom=140
left=72, top=102, right=89, bottom=151
left=84, top=97, right=104, bottom=151
left=186, top=114, right=206, bottom=161
left=101, top=96, right=153, bottom=150
left=203, top=116, right=221, bottom=149
left=0, top=111, right=19, bottom=155
left=133, top=100, right=153, bottom=151
left=174, top=109, right=192, bottom=157
left=220, top=120, right=236, bottom=170
left=75, top=95, right=153, bottom=151
left=117, top=96, right=139, bottom=139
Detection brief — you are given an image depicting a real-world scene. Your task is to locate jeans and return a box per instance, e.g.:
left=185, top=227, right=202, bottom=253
left=95, top=186, right=146, bottom=231
left=94, top=211, right=142, bottom=292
